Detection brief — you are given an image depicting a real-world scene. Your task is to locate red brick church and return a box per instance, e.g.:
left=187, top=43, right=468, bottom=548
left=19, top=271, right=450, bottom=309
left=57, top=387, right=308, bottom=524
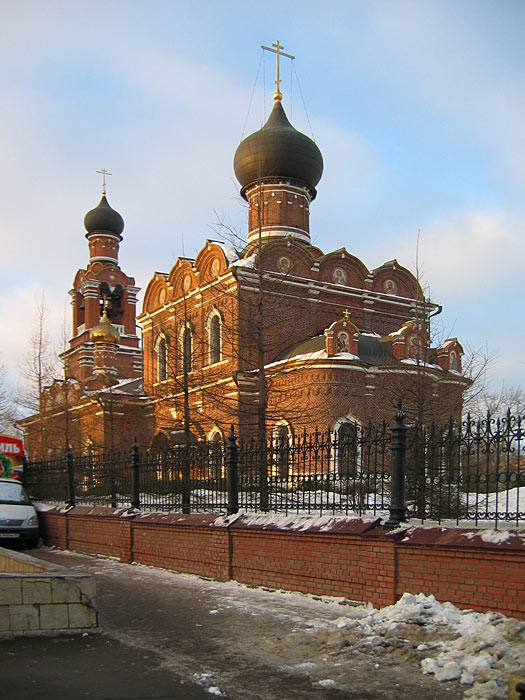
left=21, top=75, right=469, bottom=458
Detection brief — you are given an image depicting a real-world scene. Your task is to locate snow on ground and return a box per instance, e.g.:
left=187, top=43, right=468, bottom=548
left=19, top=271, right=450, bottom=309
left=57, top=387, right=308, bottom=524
left=464, top=486, right=522, bottom=515
left=53, top=550, right=525, bottom=700
left=330, top=592, right=525, bottom=700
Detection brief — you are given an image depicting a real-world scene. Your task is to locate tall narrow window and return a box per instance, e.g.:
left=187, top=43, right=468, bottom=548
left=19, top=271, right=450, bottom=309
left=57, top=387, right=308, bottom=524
left=209, top=314, right=221, bottom=364
left=209, top=431, right=223, bottom=479
left=158, top=337, right=167, bottom=382
left=182, top=326, right=192, bottom=373
left=273, top=423, right=291, bottom=478
left=336, top=421, right=358, bottom=477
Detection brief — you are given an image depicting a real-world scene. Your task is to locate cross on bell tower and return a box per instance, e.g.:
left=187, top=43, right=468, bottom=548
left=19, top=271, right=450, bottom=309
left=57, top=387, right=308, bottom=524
left=261, top=40, right=295, bottom=102
left=96, top=168, right=112, bottom=196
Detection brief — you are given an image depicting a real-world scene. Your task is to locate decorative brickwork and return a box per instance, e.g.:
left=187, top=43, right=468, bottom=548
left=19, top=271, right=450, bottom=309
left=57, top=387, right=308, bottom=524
left=21, top=96, right=470, bottom=457
left=38, top=509, right=525, bottom=620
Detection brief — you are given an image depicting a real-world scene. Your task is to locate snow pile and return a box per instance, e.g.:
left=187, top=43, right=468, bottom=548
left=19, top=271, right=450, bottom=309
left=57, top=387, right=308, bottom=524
left=192, top=671, right=226, bottom=697
left=334, top=592, right=525, bottom=700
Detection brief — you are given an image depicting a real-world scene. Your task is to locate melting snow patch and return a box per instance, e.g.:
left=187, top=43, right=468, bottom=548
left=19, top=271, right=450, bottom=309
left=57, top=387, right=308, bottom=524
left=293, top=662, right=318, bottom=671
left=313, top=678, right=337, bottom=689
left=237, top=512, right=375, bottom=531
left=462, top=529, right=513, bottom=545
left=329, top=592, right=524, bottom=700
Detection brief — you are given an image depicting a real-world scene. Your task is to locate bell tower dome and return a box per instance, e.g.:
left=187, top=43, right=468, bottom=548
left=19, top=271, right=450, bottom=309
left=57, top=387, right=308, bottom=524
left=84, top=194, right=124, bottom=265
left=233, top=42, right=323, bottom=247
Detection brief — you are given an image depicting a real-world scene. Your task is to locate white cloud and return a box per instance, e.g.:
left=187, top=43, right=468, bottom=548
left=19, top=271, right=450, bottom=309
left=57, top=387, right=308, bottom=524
left=397, top=209, right=524, bottom=298
left=393, top=208, right=525, bottom=388
left=362, top=1, right=525, bottom=189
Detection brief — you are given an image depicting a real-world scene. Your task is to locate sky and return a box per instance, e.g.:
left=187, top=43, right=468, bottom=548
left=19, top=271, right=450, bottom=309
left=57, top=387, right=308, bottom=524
left=1, top=0, right=524, bottom=396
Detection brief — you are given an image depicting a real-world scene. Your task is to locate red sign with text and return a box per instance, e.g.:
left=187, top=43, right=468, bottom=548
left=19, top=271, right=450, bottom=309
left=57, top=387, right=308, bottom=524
left=0, top=434, right=24, bottom=480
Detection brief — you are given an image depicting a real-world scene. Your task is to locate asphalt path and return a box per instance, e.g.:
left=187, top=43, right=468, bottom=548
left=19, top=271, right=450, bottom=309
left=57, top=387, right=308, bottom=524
left=1, top=548, right=465, bottom=700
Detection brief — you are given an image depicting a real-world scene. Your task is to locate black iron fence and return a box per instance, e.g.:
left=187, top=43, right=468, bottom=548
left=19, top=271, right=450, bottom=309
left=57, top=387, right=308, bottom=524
left=24, top=405, right=524, bottom=526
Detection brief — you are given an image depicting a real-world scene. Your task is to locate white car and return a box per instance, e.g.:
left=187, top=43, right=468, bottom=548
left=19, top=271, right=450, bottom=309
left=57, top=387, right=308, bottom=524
left=0, top=477, right=39, bottom=548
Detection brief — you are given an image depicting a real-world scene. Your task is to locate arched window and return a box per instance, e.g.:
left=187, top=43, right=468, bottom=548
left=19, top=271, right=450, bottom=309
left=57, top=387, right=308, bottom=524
left=209, top=430, right=224, bottom=479
left=273, top=422, right=292, bottom=478
left=181, top=325, right=192, bottom=373
left=158, top=338, right=167, bottom=382
left=335, top=420, right=359, bottom=477
left=450, top=350, right=459, bottom=372
left=209, top=313, right=221, bottom=365
left=155, top=333, right=169, bottom=382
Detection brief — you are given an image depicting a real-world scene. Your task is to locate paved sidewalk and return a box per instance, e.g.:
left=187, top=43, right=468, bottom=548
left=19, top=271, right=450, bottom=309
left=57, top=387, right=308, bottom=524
left=1, top=548, right=465, bottom=700
left=2, top=633, right=212, bottom=699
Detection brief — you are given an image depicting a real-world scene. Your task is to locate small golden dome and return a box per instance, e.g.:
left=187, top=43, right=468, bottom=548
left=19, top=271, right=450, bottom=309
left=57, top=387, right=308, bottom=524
left=90, top=309, right=120, bottom=344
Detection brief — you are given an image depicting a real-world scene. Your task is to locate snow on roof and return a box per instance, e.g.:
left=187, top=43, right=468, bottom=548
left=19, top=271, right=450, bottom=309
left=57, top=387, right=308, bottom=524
left=400, top=358, right=441, bottom=369
left=94, top=377, right=143, bottom=395
left=231, top=254, right=256, bottom=269
left=213, top=241, right=240, bottom=265
left=265, top=349, right=327, bottom=369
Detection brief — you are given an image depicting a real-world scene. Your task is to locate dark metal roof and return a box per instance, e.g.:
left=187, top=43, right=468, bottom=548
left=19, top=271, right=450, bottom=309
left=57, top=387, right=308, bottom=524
left=275, top=331, right=397, bottom=366
left=84, top=195, right=124, bottom=237
left=275, top=334, right=325, bottom=362
left=234, top=101, right=323, bottom=195
left=357, top=336, right=394, bottom=365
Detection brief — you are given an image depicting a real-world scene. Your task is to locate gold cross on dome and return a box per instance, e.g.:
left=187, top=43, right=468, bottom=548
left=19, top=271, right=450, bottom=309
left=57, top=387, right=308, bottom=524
left=96, top=168, right=112, bottom=195
left=343, top=309, right=351, bottom=320
left=261, top=40, right=295, bottom=102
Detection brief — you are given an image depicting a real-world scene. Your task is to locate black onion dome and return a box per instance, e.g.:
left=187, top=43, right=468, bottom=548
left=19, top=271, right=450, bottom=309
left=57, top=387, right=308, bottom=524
left=84, top=195, right=124, bottom=237
left=234, top=100, right=323, bottom=194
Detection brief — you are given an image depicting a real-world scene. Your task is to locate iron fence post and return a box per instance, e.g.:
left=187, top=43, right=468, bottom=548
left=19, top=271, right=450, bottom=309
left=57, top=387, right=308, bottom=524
left=226, top=425, right=239, bottom=515
left=384, top=400, right=407, bottom=529
left=66, top=446, right=76, bottom=508
left=182, top=444, right=191, bottom=514
left=22, top=453, right=28, bottom=488
left=131, top=438, right=141, bottom=509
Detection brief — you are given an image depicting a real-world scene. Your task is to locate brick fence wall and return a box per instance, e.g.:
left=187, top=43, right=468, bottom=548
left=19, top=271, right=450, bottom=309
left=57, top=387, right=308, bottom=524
left=37, top=507, right=525, bottom=619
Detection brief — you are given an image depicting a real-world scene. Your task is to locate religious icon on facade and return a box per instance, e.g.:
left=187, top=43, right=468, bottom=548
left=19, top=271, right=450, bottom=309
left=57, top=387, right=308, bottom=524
left=337, top=331, right=350, bottom=353
left=408, top=334, right=422, bottom=360
left=384, top=279, right=397, bottom=295
left=211, top=259, right=220, bottom=277
left=332, top=267, right=347, bottom=284
left=278, top=256, right=291, bottom=274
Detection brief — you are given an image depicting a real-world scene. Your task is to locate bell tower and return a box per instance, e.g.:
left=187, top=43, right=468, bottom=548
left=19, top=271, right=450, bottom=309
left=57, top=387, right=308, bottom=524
left=62, top=173, right=142, bottom=382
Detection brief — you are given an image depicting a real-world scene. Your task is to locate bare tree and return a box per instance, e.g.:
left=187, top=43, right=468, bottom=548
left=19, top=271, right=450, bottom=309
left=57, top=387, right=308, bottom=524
left=0, top=360, right=19, bottom=434
left=18, top=294, right=59, bottom=456
left=465, top=382, right=525, bottom=420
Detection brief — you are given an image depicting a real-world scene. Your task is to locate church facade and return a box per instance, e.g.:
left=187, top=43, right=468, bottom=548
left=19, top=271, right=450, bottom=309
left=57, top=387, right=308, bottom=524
left=21, top=86, right=469, bottom=459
